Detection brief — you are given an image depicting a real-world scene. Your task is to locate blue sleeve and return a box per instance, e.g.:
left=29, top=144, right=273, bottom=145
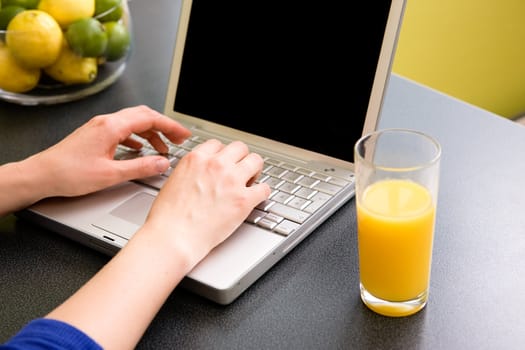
left=0, top=318, right=102, bottom=350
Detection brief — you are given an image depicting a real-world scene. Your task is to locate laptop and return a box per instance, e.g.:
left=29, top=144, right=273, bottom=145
left=18, top=0, right=406, bottom=305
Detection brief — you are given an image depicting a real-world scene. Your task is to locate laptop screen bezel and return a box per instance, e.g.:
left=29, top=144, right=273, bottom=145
left=163, top=0, right=406, bottom=166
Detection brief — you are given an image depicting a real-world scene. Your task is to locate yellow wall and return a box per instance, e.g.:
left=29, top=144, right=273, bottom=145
left=392, top=0, right=525, bottom=119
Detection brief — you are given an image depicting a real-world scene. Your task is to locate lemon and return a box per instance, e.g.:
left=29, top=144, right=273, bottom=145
left=0, top=42, right=41, bottom=92
left=6, top=9, right=63, bottom=68
left=44, top=41, right=97, bottom=84
left=38, top=0, right=95, bottom=28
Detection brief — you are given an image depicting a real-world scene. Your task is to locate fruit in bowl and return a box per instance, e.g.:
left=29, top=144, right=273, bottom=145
left=0, top=0, right=131, bottom=101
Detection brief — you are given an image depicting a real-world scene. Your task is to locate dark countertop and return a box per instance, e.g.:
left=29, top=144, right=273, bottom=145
left=2, top=0, right=525, bottom=348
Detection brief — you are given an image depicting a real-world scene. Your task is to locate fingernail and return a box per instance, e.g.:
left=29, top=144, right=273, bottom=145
left=155, top=158, right=170, bottom=173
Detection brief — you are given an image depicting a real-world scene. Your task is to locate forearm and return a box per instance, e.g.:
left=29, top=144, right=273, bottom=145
left=46, top=227, right=193, bottom=350
left=0, top=156, right=53, bottom=217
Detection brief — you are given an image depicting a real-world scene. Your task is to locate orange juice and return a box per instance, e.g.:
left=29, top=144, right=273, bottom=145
left=357, top=179, right=435, bottom=303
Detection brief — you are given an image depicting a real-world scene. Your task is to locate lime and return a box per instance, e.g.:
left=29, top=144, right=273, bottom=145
left=6, top=9, right=63, bottom=68
left=0, top=42, right=41, bottom=92
left=38, top=0, right=95, bottom=28
left=94, top=0, right=122, bottom=22
left=3, top=0, right=39, bottom=9
left=65, top=17, right=108, bottom=57
left=0, top=5, right=24, bottom=30
left=103, top=20, right=129, bottom=61
left=44, top=41, right=97, bottom=84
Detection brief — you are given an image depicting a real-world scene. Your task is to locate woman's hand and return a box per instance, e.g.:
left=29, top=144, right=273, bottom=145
left=142, top=138, right=271, bottom=268
left=0, top=105, right=191, bottom=216
left=32, top=105, right=192, bottom=198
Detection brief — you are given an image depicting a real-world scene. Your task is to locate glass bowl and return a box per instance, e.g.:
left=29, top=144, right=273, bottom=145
left=0, top=0, right=132, bottom=105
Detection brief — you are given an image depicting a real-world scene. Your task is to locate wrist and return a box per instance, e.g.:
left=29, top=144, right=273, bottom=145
left=0, top=158, right=49, bottom=216
left=131, top=223, right=198, bottom=281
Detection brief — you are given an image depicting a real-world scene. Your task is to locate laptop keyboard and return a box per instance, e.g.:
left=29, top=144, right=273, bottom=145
left=114, top=135, right=353, bottom=237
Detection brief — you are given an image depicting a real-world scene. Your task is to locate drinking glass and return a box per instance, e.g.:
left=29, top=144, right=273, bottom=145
left=354, top=128, right=441, bottom=317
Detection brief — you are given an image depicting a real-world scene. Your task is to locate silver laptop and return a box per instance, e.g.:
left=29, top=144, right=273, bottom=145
left=19, top=0, right=406, bottom=305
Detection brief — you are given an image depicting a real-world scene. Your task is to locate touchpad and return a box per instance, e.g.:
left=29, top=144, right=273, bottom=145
left=92, top=192, right=156, bottom=239
left=110, top=192, right=155, bottom=225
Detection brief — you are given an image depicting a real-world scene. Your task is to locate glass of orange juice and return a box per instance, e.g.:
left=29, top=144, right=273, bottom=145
left=354, top=128, right=441, bottom=317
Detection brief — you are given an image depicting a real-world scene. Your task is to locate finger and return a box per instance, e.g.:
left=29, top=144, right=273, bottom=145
left=192, top=138, right=225, bottom=154
left=120, top=136, right=144, bottom=150
left=120, top=132, right=169, bottom=154
left=112, top=156, right=170, bottom=181
left=237, top=152, right=265, bottom=185
left=136, top=130, right=169, bottom=154
left=114, top=105, right=192, bottom=145
left=217, top=140, right=250, bottom=162
left=245, top=183, right=272, bottom=207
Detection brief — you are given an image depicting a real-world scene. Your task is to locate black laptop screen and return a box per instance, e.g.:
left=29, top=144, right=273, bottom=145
left=173, top=1, right=392, bottom=162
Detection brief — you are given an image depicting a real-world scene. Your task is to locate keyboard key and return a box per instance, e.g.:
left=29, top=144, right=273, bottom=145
left=256, top=199, right=275, bottom=212
left=257, top=218, right=278, bottom=230
left=264, top=212, right=284, bottom=223
left=262, top=176, right=284, bottom=189
left=274, top=220, right=300, bottom=236
left=270, top=191, right=293, bottom=204
left=304, top=192, right=331, bottom=213
left=286, top=196, right=310, bottom=210
left=268, top=203, right=310, bottom=224
left=278, top=181, right=301, bottom=194
left=294, top=187, right=317, bottom=200
left=329, top=176, right=351, bottom=187
left=297, top=177, right=319, bottom=188
left=246, top=209, right=266, bottom=224
left=266, top=166, right=288, bottom=178
left=313, top=181, right=342, bottom=196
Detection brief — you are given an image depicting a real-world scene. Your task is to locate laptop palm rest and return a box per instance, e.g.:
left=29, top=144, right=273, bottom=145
left=90, top=188, right=286, bottom=299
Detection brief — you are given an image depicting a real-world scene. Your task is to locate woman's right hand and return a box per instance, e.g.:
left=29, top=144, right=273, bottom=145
left=142, top=138, right=271, bottom=269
